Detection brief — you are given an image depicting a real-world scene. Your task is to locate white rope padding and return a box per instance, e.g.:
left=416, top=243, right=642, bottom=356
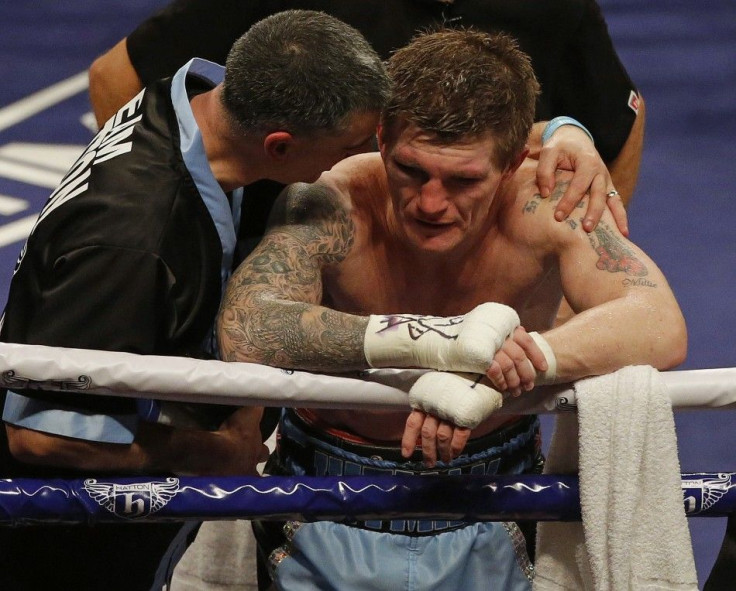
left=0, top=342, right=735, bottom=413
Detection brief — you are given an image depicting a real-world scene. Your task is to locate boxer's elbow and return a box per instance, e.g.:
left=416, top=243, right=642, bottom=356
left=216, top=308, right=244, bottom=362
left=5, top=424, right=58, bottom=465
left=655, top=308, right=688, bottom=370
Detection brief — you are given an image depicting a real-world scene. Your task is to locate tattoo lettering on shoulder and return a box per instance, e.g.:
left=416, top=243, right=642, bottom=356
left=522, top=197, right=540, bottom=214
left=522, top=179, right=571, bottom=215
left=587, top=221, right=653, bottom=282
left=548, top=179, right=570, bottom=203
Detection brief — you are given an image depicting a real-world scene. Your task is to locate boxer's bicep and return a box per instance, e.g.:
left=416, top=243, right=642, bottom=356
left=217, top=182, right=368, bottom=369
left=226, top=181, right=355, bottom=306
left=541, top=213, right=685, bottom=379
left=556, top=213, right=657, bottom=313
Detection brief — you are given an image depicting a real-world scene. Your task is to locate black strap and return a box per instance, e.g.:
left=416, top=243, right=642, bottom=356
left=704, top=514, right=736, bottom=590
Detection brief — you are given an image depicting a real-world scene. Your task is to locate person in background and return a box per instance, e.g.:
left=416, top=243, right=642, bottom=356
left=89, top=0, right=645, bottom=215
left=705, top=517, right=736, bottom=590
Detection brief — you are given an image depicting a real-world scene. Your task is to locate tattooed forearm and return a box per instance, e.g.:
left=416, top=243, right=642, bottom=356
left=218, top=182, right=370, bottom=370
left=587, top=220, right=655, bottom=283
left=219, top=299, right=369, bottom=370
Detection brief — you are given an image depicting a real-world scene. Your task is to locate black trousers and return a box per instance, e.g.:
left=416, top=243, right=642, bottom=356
left=0, top=521, right=193, bottom=591
left=704, top=514, right=736, bottom=590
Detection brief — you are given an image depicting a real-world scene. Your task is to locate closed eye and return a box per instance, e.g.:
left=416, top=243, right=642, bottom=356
left=448, top=176, right=481, bottom=189
left=394, top=161, right=428, bottom=183
left=396, top=161, right=419, bottom=175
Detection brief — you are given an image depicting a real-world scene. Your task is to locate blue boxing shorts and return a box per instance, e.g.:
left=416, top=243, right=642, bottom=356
left=253, top=409, right=541, bottom=591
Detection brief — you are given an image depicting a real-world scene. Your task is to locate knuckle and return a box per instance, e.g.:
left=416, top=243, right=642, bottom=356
left=488, top=361, right=502, bottom=378
left=514, top=326, right=530, bottom=339
left=436, top=430, right=451, bottom=444
left=508, top=348, right=527, bottom=364
left=499, top=358, right=515, bottom=373
left=406, top=413, right=422, bottom=428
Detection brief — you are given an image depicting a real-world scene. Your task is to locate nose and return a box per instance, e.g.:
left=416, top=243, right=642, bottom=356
left=416, top=180, right=449, bottom=217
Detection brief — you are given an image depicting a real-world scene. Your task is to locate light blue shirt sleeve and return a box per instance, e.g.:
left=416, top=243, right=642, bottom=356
left=3, top=390, right=138, bottom=444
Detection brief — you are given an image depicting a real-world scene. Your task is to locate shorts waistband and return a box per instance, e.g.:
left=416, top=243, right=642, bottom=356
left=278, top=409, right=540, bottom=477
left=272, top=410, right=541, bottom=535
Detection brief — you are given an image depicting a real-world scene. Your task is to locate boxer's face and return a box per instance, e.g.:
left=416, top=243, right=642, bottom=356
left=380, top=124, right=510, bottom=255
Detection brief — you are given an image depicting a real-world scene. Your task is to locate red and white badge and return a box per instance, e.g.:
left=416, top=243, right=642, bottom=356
left=628, top=90, right=640, bottom=114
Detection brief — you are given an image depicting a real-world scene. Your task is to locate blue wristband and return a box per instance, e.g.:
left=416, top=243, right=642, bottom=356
left=541, top=116, right=594, bottom=145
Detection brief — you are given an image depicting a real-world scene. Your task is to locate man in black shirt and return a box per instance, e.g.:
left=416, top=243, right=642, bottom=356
left=89, top=0, right=646, bottom=205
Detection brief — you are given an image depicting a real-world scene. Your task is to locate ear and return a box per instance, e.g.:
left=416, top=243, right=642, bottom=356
left=263, top=131, right=295, bottom=160
left=503, top=148, right=529, bottom=179
left=377, top=123, right=393, bottom=160
left=376, top=124, right=385, bottom=154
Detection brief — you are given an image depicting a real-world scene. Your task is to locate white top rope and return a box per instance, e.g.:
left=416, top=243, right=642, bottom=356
left=0, top=342, right=734, bottom=413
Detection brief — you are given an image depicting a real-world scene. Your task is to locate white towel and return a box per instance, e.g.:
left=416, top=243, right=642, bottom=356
left=533, top=366, right=698, bottom=591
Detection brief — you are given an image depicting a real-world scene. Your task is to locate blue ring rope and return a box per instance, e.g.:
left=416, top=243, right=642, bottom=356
left=0, top=472, right=731, bottom=526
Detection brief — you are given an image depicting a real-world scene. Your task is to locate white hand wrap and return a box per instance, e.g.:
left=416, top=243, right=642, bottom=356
left=363, top=303, right=520, bottom=373
left=528, top=331, right=557, bottom=385
left=408, top=371, right=503, bottom=429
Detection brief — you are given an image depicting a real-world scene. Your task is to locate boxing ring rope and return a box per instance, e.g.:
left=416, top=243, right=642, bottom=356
left=1, top=473, right=734, bottom=526
left=0, top=342, right=734, bottom=525
left=2, top=342, right=735, bottom=413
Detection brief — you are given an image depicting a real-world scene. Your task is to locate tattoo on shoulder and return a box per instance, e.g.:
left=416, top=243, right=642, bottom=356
left=218, top=182, right=367, bottom=369
left=522, top=198, right=539, bottom=214
left=548, top=179, right=570, bottom=203
left=280, top=183, right=356, bottom=265
left=225, top=184, right=356, bottom=306
left=587, top=221, right=656, bottom=286
left=522, top=178, right=572, bottom=215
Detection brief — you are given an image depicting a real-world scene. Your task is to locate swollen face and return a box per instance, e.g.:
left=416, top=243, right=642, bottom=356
left=382, top=126, right=506, bottom=255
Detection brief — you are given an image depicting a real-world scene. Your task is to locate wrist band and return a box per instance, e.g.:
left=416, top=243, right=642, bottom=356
left=541, top=116, right=594, bottom=145
left=528, top=331, right=557, bottom=385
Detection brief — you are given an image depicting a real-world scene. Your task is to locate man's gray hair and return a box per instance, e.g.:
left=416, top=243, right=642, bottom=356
left=222, top=10, right=390, bottom=136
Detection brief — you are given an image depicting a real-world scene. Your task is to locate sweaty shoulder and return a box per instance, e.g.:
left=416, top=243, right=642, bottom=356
left=264, top=153, right=383, bottom=238
left=318, top=152, right=388, bottom=221
left=324, top=151, right=386, bottom=198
